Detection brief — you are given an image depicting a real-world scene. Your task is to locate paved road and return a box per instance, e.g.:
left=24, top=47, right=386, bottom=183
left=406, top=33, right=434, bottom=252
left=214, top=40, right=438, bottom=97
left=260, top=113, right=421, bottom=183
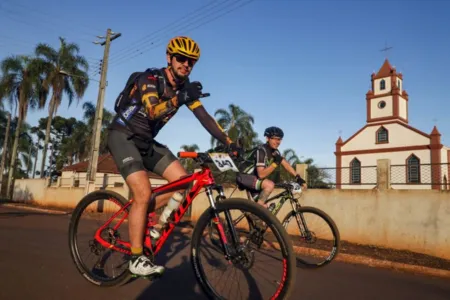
left=0, top=205, right=448, bottom=300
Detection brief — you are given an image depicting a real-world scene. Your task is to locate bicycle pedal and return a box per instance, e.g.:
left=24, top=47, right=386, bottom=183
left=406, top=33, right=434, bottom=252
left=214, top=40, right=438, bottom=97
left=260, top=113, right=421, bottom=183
left=131, top=272, right=164, bottom=281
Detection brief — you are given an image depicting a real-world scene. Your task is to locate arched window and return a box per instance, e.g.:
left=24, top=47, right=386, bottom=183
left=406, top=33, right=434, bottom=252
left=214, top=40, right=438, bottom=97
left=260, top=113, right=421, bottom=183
left=376, top=126, right=388, bottom=143
left=380, top=79, right=386, bottom=90
left=406, top=154, right=420, bottom=183
left=350, top=158, right=361, bottom=184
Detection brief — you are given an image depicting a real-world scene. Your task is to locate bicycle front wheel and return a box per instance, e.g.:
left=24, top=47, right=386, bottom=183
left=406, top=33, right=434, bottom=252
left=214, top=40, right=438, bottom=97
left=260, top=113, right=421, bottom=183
left=282, top=206, right=340, bottom=268
left=191, top=198, right=296, bottom=300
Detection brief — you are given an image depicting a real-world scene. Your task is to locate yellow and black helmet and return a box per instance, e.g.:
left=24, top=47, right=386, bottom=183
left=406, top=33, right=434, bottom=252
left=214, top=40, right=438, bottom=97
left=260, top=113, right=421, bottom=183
left=166, top=36, right=201, bottom=60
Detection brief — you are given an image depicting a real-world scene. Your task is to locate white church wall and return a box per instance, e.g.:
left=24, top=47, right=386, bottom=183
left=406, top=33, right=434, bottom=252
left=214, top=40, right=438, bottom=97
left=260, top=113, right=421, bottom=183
left=341, top=124, right=429, bottom=152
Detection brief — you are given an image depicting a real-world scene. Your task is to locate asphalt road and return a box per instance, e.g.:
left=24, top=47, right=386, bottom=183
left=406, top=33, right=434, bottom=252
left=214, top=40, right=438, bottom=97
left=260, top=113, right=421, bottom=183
left=0, top=205, right=448, bottom=300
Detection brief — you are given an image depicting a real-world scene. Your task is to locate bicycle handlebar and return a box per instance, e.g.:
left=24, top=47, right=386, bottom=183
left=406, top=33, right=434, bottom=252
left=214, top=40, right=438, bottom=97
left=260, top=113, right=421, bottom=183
left=177, top=152, right=198, bottom=159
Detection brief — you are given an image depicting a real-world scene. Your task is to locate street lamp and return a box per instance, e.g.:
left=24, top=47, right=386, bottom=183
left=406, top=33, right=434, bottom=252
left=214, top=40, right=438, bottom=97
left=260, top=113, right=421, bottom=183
left=59, top=70, right=100, bottom=83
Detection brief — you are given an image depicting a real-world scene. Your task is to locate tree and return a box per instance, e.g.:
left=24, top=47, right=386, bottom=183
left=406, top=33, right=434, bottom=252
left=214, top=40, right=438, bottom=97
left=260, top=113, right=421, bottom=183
left=305, top=160, right=333, bottom=189
left=35, top=37, right=89, bottom=178
left=210, top=104, right=258, bottom=149
left=30, top=126, right=45, bottom=178
left=273, top=148, right=302, bottom=182
left=0, top=55, right=47, bottom=197
left=180, top=144, right=200, bottom=174
left=82, top=101, right=114, bottom=158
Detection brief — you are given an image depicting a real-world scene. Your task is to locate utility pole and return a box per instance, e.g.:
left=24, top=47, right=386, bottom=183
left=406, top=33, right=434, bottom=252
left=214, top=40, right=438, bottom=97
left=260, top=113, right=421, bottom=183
left=0, top=113, right=11, bottom=195
left=85, top=28, right=121, bottom=195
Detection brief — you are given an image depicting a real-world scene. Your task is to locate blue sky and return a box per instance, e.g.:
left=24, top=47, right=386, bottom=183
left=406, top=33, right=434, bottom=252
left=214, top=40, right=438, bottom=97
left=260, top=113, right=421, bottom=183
left=1, top=0, right=449, bottom=169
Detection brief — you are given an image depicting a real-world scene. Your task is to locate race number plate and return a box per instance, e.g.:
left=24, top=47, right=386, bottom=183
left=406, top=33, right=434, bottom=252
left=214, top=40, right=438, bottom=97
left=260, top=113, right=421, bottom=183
left=209, top=153, right=239, bottom=172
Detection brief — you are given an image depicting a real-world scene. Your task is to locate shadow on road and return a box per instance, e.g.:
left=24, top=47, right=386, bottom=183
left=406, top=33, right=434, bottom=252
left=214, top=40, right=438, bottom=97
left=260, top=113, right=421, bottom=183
left=134, top=229, right=207, bottom=300
left=0, top=210, right=69, bottom=219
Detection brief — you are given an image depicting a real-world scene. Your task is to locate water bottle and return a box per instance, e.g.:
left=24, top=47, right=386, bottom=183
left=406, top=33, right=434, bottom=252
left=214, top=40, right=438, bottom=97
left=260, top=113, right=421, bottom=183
left=159, top=192, right=183, bottom=225
left=268, top=203, right=276, bottom=212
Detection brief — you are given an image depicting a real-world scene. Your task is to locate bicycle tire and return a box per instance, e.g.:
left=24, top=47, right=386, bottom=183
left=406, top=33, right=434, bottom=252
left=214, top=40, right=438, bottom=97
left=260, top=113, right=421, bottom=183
left=191, top=198, right=297, bottom=300
left=282, top=206, right=340, bottom=269
left=68, top=190, right=132, bottom=287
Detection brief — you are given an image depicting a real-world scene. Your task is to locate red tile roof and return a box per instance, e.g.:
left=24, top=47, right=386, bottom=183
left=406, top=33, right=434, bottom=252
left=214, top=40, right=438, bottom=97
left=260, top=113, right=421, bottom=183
left=374, top=59, right=396, bottom=79
left=62, top=154, right=164, bottom=179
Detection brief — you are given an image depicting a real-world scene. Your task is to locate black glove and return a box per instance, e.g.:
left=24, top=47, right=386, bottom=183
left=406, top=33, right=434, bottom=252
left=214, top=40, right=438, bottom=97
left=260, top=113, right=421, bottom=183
left=295, top=174, right=306, bottom=185
left=177, top=81, right=203, bottom=106
left=229, top=142, right=244, bottom=157
left=272, top=151, right=283, bottom=165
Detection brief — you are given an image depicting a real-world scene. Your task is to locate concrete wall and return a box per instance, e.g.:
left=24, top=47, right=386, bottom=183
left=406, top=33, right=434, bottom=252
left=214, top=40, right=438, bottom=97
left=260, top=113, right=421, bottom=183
left=12, top=178, right=131, bottom=209
left=190, top=187, right=450, bottom=260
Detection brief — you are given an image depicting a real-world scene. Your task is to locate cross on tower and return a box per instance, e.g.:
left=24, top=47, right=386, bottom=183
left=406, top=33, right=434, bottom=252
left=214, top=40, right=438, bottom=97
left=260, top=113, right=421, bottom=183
left=380, top=42, right=393, bottom=59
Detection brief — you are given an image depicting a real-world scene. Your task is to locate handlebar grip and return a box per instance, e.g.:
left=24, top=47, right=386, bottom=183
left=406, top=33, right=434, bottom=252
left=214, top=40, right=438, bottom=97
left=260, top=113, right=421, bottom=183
left=177, top=152, right=198, bottom=158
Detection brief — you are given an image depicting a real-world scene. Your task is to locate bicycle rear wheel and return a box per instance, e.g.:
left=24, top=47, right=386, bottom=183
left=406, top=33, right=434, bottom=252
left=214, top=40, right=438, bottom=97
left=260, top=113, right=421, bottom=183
left=282, top=206, right=340, bottom=268
left=191, top=198, right=296, bottom=300
left=68, top=190, right=132, bottom=287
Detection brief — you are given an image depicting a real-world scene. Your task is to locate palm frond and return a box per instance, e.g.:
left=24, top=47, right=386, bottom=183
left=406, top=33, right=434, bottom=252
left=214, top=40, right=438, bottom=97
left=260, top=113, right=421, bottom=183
left=35, top=43, right=59, bottom=62
left=1, top=55, right=24, bottom=74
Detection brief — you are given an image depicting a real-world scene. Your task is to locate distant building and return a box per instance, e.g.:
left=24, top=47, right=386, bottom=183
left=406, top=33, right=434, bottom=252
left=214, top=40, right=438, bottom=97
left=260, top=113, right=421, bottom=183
left=61, top=154, right=167, bottom=188
left=335, top=59, right=449, bottom=190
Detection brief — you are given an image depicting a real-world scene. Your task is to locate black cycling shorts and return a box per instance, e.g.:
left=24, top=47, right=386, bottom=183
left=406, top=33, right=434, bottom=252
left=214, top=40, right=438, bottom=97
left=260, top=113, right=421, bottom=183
left=107, top=129, right=177, bottom=179
left=236, top=173, right=265, bottom=193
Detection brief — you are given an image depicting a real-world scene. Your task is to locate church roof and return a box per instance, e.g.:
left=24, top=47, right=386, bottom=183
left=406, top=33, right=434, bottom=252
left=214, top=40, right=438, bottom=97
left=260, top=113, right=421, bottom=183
left=374, top=59, right=396, bottom=78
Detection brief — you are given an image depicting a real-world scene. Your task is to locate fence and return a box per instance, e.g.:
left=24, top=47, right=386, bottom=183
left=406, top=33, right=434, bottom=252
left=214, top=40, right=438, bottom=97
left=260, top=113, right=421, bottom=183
left=306, top=165, right=378, bottom=189
left=307, top=162, right=450, bottom=190
left=390, top=163, right=450, bottom=189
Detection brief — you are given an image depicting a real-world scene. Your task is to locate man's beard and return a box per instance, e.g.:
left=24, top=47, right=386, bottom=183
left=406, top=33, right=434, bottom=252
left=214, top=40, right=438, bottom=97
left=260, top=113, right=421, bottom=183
left=172, top=67, right=189, bottom=81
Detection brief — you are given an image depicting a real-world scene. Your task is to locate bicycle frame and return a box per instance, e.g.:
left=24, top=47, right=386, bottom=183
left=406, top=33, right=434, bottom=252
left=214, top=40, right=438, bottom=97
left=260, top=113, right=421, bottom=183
left=231, top=184, right=302, bottom=229
left=93, top=160, right=234, bottom=258
left=262, top=186, right=314, bottom=238
left=264, top=187, right=300, bottom=217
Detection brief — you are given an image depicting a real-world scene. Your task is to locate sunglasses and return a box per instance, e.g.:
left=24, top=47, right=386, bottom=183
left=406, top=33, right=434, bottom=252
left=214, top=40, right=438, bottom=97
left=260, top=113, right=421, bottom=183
left=173, top=54, right=197, bottom=67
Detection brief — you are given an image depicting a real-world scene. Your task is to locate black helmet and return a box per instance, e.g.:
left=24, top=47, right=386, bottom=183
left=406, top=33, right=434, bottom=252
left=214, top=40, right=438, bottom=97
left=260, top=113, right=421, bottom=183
left=264, top=126, right=284, bottom=138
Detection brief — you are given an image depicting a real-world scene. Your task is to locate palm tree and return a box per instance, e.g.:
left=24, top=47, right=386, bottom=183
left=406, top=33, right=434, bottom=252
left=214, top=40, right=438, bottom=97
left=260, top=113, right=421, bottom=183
left=180, top=144, right=200, bottom=173
left=35, top=37, right=89, bottom=178
left=0, top=55, right=47, bottom=197
left=30, top=126, right=45, bottom=178
left=82, top=101, right=114, bottom=159
left=210, top=104, right=257, bottom=150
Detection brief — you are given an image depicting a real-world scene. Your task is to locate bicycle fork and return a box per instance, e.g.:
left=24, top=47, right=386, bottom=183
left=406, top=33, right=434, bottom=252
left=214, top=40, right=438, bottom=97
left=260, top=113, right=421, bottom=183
left=291, top=200, right=312, bottom=238
left=205, top=186, right=240, bottom=262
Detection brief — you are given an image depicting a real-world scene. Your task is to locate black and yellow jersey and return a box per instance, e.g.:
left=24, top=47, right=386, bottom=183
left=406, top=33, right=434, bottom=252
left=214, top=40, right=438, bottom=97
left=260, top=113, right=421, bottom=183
left=109, top=67, right=232, bottom=145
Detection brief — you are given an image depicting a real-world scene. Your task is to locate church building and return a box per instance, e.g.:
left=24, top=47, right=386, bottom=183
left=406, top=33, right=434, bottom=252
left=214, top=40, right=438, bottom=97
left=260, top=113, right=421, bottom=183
left=335, top=59, right=449, bottom=190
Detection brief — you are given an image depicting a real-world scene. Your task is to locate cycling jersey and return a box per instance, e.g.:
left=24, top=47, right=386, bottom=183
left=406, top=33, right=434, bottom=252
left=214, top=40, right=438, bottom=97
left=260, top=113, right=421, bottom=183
left=107, top=67, right=232, bottom=179
left=241, top=143, right=281, bottom=177
left=109, top=67, right=231, bottom=145
left=236, top=143, right=281, bottom=194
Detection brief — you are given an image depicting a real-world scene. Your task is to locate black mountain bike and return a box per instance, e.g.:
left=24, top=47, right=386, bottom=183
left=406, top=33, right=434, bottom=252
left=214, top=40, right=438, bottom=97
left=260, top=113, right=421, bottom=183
left=248, top=182, right=340, bottom=268
left=208, top=151, right=340, bottom=269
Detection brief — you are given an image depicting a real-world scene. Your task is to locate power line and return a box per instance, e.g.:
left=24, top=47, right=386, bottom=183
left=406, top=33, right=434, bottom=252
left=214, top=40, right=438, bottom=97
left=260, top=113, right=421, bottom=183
left=3, top=0, right=104, bottom=34
left=109, top=0, right=255, bottom=69
left=0, top=5, right=97, bottom=43
left=109, top=0, right=231, bottom=61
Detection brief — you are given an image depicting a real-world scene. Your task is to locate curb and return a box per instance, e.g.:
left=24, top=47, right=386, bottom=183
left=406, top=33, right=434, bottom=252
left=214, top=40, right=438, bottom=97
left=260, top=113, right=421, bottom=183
left=172, top=226, right=450, bottom=278
left=334, top=252, right=450, bottom=279
left=1, top=203, right=71, bottom=215
left=258, top=240, right=450, bottom=279
left=3, top=203, right=448, bottom=279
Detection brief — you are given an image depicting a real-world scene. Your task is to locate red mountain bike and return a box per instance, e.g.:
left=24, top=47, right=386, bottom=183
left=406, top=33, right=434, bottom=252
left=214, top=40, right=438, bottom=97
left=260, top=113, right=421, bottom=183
left=68, top=150, right=297, bottom=300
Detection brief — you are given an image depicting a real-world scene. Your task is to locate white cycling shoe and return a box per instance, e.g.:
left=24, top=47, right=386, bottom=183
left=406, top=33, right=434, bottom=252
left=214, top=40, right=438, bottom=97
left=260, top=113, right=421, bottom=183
left=129, top=255, right=165, bottom=277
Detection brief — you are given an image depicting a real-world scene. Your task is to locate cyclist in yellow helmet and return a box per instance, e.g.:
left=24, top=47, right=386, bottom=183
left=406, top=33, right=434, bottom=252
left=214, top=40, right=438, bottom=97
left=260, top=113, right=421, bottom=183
left=107, top=36, right=241, bottom=277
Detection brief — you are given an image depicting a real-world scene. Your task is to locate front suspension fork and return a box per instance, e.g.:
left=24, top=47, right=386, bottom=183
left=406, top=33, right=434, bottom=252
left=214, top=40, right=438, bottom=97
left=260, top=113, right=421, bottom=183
left=205, top=186, right=240, bottom=260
